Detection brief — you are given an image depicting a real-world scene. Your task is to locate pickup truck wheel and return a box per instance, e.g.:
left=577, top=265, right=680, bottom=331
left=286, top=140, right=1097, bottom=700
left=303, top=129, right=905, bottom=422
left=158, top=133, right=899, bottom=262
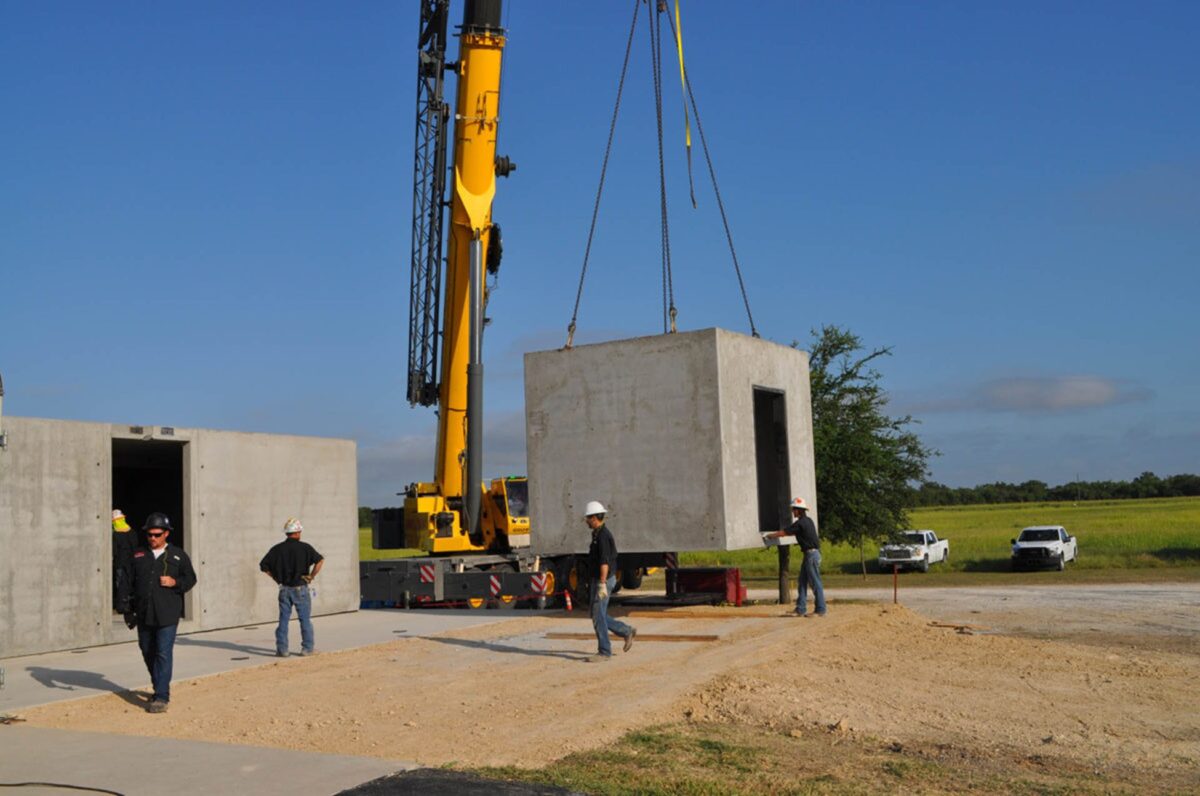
left=1056, top=553, right=1065, bottom=572
left=920, top=555, right=929, bottom=573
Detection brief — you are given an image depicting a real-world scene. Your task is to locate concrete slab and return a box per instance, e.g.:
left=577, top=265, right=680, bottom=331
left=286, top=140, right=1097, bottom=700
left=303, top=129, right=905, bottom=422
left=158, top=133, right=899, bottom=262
left=0, top=608, right=519, bottom=795
left=524, top=328, right=815, bottom=554
left=0, top=725, right=406, bottom=796
left=0, top=609, right=510, bottom=712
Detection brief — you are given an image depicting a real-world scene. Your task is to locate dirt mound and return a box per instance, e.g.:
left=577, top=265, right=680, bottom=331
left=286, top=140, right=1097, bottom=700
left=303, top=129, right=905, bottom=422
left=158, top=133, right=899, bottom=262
left=676, top=604, right=1200, bottom=779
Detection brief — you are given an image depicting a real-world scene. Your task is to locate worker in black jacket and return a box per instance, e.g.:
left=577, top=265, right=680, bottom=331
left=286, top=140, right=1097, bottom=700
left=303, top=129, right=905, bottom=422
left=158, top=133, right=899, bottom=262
left=127, top=511, right=197, bottom=713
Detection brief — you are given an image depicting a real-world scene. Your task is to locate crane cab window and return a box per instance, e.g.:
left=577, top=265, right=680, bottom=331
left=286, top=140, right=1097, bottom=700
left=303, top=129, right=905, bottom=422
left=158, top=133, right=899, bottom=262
left=504, top=479, right=529, bottom=518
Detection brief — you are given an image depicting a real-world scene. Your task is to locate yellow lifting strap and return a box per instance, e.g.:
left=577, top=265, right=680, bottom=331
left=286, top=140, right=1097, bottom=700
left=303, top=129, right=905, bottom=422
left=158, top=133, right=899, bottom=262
left=672, top=0, right=697, bottom=208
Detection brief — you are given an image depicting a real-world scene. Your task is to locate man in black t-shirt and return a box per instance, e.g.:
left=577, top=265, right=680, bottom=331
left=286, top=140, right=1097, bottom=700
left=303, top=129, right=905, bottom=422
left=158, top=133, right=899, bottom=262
left=584, top=500, right=636, bottom=662
left=260, top=517, right=324, bottom=657
left=779, top=497, right=826, bottom=617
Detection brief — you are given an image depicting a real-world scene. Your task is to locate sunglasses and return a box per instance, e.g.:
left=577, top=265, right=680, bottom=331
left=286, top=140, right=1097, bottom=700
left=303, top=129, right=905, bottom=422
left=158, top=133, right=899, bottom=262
left=146, top=531, right=167, bottom=538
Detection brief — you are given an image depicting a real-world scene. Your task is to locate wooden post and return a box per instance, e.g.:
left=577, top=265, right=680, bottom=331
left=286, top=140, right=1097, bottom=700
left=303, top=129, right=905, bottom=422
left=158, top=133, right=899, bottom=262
left=893, top=564, right=899, bottom=604
left=777, top=544, right=791, bottom=605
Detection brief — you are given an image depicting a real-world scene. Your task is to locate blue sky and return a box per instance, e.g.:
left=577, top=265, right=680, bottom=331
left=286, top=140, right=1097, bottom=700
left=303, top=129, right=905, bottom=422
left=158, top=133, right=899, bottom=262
left=3, top=1, right=1197, bottom=506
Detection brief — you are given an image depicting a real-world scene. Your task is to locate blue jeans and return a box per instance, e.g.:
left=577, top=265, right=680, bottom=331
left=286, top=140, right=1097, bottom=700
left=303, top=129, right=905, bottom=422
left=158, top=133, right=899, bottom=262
left=276, top=585, right=314, bottom=654
left=137, top=623, right=178, bottom=703
left=591, top=575, right=632, bottom=656
left=797, top=549, right=827, bottom=615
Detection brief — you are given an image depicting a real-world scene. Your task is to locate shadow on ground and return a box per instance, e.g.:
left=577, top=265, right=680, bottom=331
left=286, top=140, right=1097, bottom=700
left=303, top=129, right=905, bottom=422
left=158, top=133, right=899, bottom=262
left=24, top=666, right=147, bottom=708
left=337, top=769, right=580, bottom=795
left=176, top=636, right=277, bottom=657
left=424, top=636, right=591, bottom=662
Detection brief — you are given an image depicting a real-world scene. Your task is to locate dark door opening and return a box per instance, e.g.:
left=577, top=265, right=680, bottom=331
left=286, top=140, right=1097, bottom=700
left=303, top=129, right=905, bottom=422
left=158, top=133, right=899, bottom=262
left=112, top=439, right=186, bottom=611
left=112, top=439, right=185, bottom=547
left=753, top=388, right=791, bottom=533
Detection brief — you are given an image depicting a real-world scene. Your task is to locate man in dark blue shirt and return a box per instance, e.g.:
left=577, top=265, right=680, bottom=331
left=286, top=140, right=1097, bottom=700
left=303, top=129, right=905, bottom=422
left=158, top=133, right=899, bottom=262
left=584, top=500, right=636, bottom=661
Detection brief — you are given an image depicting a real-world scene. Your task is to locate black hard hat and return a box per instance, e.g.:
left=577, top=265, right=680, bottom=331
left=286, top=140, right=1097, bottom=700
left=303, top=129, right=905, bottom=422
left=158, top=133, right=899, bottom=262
left=142, top=512, right=174, bottom=532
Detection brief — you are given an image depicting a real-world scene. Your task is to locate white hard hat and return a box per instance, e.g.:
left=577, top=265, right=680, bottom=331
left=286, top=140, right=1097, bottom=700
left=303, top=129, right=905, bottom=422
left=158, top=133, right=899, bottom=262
left=583, top=500, right=607, bottom=517
left=790, top=497, right=808, bottom=511
left=283, top=517, right=303, bottom=534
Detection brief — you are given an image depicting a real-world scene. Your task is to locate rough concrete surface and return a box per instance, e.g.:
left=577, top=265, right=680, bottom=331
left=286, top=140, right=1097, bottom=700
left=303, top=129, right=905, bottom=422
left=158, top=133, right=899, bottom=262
left=0, top=416, right=358, bottom=658
left=525, top=328, right=815, bottom=554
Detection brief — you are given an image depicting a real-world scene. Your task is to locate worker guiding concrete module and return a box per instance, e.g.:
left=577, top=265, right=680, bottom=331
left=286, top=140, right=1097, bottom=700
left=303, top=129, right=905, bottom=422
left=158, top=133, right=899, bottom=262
left=260, top=517, right=324, bottom=657
left=584, top=501, right=636, bottom=662
left=767, top=498, right=827, bottom=617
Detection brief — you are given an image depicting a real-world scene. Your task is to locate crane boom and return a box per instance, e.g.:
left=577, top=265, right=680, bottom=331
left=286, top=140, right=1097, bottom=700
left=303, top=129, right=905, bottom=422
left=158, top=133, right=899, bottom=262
left=406, top=0, right=452, bottom=408
left=404, top=0, right=521, bottom=555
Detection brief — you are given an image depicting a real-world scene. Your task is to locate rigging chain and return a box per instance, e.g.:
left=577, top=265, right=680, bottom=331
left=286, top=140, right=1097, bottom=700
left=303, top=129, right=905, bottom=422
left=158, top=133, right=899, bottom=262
left=648, top=0, right=677, bottom=334
left=567, top=0, right=758, bottom=346
left=566, top=0, right=640, bottom=349
left=666, top=6, right=759, bottom=338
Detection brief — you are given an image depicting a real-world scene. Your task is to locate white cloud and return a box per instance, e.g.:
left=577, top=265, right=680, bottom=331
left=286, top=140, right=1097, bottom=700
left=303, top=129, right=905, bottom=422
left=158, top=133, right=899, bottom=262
left=912, top=375, right=1152, bottom=415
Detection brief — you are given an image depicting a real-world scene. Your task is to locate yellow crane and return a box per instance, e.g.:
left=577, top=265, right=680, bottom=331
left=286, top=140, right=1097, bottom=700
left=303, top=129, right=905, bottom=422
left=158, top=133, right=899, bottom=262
left=402, top=0, right=528, bottom=557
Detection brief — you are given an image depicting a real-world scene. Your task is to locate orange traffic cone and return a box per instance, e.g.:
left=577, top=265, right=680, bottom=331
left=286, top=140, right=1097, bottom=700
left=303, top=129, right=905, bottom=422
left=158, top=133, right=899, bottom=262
left=564, top=590, right=573, bottom=612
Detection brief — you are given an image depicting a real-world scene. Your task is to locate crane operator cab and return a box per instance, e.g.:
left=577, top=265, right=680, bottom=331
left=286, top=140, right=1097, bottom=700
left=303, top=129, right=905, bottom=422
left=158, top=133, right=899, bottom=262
left=403, top=476, right=529, bottom=554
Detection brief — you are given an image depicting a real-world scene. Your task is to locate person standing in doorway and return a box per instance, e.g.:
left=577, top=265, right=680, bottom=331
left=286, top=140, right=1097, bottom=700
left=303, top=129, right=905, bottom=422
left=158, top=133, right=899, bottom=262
left=770, top=497, right=827, bottom=617
left=111, top=509, right=135, bottom=615
left=129, top=512, right=197, bottom=713
left=260, top=517, right=324, bottom=657
left=583, top=501, right=635, bottom=662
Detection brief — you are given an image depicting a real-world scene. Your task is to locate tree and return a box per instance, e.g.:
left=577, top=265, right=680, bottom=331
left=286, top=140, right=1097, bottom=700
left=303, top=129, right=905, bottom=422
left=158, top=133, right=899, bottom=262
left=358, top=506, right=374, bottom=529
left=803, top=326, right=934, bottom=576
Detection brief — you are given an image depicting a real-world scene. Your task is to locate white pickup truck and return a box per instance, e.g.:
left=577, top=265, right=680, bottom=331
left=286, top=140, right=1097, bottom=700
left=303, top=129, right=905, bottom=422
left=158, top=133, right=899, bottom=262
left=1011, top=525, right=1077, bottom=571
left=878, top=530, right=949, bottom=573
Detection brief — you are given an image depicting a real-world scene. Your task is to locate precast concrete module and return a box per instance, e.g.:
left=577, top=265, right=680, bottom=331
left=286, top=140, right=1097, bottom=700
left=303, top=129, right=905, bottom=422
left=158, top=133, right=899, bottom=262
left=524, top=328, right=816, bottom=555
left=0, top=417, right=358, bottom=658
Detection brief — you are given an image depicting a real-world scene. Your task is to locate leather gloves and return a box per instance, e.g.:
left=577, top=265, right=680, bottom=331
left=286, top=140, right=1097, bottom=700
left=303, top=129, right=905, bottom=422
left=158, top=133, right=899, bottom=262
left=124, top=612, right=137, bottom=629
left=596, top=581, right=609, bottom=601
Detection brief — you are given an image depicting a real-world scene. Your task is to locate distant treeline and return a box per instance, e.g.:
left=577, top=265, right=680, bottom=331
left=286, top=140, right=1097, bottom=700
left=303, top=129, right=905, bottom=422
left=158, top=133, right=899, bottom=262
left=912, top=472, right=1200, bottom=506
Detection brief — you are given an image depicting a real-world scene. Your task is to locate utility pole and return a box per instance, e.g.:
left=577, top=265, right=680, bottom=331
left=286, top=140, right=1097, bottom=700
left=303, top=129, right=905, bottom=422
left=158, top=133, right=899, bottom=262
left=777, top=544, right=791, bottom=604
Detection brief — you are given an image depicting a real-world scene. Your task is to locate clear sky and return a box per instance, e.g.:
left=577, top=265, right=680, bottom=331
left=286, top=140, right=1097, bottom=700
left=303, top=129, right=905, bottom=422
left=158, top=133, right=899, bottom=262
left=3, top=1, right=1197, bottom=506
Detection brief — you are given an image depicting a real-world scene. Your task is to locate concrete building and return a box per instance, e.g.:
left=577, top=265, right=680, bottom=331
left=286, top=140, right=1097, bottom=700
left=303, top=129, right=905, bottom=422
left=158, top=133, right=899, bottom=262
left=0, top=417, right=358, bottom=658
left=525, top=328, right=816, bottom=555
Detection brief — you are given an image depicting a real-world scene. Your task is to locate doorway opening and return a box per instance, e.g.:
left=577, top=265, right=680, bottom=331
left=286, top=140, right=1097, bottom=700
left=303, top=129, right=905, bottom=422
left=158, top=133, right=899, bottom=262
left=752, top=388, right=791, bottom=533
left=111, top=438, right=187, bottom=613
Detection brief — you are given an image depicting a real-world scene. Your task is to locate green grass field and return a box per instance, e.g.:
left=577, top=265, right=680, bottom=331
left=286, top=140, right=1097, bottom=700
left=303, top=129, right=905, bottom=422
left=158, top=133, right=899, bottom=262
left=359, top=529, right=423, bottom=561
left=681, top=496, right=1200, bottom=581
left=358, top=496, right=1200, bottom=587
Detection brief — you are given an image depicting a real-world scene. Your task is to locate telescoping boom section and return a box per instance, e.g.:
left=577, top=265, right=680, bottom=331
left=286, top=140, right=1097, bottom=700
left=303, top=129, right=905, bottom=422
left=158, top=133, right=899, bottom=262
left=405, top=0, right=529, bottom=555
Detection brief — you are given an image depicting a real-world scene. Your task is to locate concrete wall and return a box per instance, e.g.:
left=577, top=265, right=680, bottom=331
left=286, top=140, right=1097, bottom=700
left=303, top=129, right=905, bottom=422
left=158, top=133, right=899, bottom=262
left=0, top=417, right=358, bottom=658
left=524, top=328, right=816, bottom=555
left=0, top=418, right=112, bottom=656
